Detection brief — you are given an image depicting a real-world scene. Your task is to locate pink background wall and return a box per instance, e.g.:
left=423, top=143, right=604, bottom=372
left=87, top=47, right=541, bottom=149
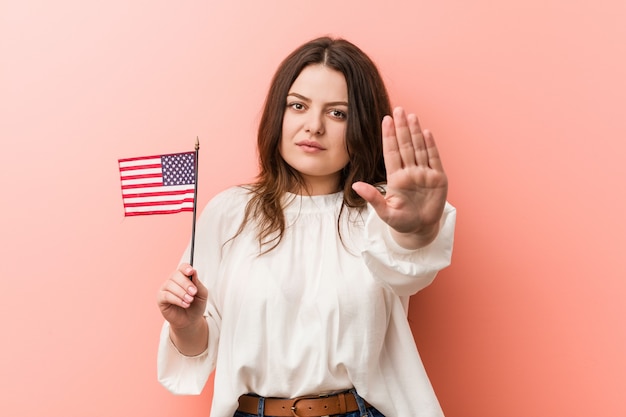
left=1, top=1, right=625, bottom=416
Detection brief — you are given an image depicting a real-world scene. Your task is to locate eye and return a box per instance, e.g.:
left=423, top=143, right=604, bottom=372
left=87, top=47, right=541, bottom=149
left=329, top=109, right=347, bottom=120
left=287, top=102, right=305, bottom=111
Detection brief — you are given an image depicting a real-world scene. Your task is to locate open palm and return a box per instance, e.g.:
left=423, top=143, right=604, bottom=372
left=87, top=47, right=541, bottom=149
left=353, top=107, right=448, bottom=239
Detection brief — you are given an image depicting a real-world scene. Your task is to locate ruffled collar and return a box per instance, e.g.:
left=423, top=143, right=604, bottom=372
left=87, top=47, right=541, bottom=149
left=282, top=191, right=343, bottom=213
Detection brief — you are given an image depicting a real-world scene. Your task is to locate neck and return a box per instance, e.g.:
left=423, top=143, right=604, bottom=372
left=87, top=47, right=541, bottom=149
left=292, top=177, right=341, bottom=196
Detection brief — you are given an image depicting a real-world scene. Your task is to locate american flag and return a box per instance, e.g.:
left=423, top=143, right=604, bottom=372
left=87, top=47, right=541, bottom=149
left=118, top=152, right=196, bottom=216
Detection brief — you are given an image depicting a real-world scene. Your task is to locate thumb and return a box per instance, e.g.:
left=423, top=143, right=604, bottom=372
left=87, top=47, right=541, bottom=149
left=352, top=181, right=388, bottom=215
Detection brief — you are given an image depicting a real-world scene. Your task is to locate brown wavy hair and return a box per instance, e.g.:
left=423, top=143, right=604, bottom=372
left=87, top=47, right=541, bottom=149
left=239, top=36, right=392, bottom=252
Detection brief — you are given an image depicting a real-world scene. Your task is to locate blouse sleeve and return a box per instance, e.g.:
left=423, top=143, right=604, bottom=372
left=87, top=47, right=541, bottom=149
left=156, top=315, right=219, bottom=394
left=156, top=186, right=247, bottom=394
left=361, top=202, right=456, bottom=296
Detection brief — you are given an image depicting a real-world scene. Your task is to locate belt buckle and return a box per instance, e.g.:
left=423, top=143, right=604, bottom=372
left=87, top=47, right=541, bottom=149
left=289, top=394, right=331, bottom=417
left=289, top=396, right=315, bottom=417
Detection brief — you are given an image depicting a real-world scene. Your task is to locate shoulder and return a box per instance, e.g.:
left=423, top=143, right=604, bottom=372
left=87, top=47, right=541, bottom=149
left=199, top=185, right=252, bottom=221
left=209, top=185, right=252, bottom=206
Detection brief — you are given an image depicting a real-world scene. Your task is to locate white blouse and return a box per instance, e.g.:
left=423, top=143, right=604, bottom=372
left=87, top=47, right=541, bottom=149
left=158, top=186, right=456, bottom=417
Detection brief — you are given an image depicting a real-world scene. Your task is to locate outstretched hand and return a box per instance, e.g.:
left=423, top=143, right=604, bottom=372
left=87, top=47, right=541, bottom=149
left=352, top=107, right=448, bottom=248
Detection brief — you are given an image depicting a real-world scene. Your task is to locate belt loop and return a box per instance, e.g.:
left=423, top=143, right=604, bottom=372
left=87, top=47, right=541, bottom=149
left=256, top=395, right=265, bottom=417
left=349, top=389, right=368, bottom=417
left=337, top=392, right=347, bottom=413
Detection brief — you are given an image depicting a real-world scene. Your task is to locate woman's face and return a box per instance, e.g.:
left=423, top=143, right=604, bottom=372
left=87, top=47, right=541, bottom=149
left=280, top=64, right=350, bottom=195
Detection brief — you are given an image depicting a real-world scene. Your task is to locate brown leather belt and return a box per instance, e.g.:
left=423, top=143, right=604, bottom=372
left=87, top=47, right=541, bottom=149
left=237, top=392, right=370, bottom=417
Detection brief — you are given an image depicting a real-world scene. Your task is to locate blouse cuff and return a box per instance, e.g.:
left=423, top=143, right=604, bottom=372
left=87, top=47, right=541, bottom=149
left=362, top=202, right=456, bottom=296
left=156, top=319, right=218, bottom=395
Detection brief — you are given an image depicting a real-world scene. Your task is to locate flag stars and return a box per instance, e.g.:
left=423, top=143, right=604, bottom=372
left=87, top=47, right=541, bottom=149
left=162, top=153, right=195, bottom=186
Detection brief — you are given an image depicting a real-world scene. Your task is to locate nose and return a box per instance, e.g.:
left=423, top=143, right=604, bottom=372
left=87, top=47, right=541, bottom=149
left=305, top=112, right=324, bottom=136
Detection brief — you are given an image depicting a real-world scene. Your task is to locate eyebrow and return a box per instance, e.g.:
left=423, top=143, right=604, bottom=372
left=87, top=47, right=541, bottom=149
left=287, top=92, right=348, bottom=107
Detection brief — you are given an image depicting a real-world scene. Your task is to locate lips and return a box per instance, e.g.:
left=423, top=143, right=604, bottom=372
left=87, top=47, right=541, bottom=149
left=296, top=140, right=325, bottom=151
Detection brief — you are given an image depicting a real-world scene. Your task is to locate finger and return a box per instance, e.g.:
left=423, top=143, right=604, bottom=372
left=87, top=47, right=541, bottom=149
left=189, top=269, right=208, bottom=300
left=162, top=275, right=197, bottom=307
left=423, top=129, right=445, bottom=171
left=407, top=113, right=428, bottom=167
left=392, top=107, right=418, bottom=167
left=179, top=263, right=195, bottom=280
left=176, top=264, right=199, bottom=292
left=160, top=285, right=193, bottom=308
left=159, top=266, right=198, bottom=305
left=352, top=181, right=388, bottom=217
left=177, top=264, right=209, bottom=303
left=381, top=115, right=402, bottom=173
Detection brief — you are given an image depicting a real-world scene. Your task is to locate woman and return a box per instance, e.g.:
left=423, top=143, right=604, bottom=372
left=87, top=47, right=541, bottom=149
left=157, top=36, right=456, bottom=417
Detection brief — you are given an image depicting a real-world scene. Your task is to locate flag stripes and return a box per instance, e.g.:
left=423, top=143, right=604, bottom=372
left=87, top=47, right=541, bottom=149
left=118, top=152, right=195, bottom=216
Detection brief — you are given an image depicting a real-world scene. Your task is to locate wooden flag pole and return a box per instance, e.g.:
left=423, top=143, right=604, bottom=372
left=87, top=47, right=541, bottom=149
left=189, top=136, right=200, bottom=272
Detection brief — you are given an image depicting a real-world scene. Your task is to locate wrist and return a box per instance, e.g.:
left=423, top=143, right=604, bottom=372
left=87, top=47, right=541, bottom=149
left=169, top=318, right=208, bottom=356
left=390, top=222, right=439, bottom=250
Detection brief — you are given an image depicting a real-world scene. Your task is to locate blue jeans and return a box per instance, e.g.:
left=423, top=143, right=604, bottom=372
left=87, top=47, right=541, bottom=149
left=233, top=389, right=385, bottom=417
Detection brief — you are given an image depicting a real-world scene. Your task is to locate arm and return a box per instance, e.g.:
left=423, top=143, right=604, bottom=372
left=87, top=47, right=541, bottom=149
left=389, top=222, right=440, bottom=250
left=157, top=264, right=209, bottom=356
left=156, top=263, right=216, bottom=394
left=156, top=188, right=248, bottom=394
left=362, top=201, right=456, bottom=297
